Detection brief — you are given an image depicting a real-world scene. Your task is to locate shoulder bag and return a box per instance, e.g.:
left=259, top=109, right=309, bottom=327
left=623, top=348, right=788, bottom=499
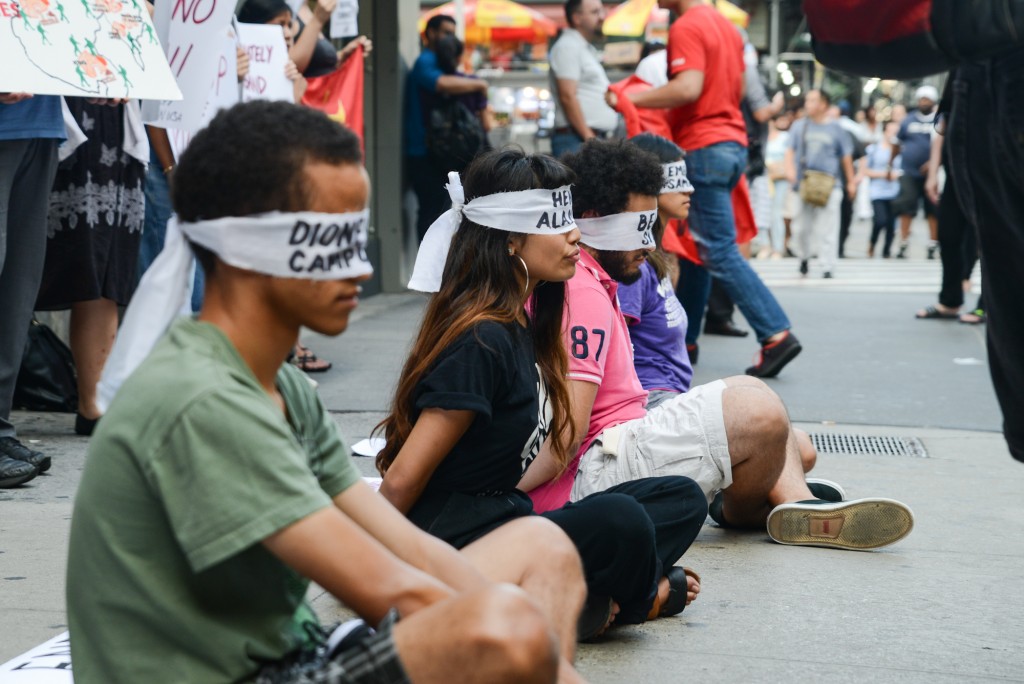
left=798, top=120, right=836, bottom=208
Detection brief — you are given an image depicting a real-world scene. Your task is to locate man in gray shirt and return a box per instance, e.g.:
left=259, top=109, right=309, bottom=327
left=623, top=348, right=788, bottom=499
left=549, top=0, right=619, bottom=157
left=784, top=89, right=856, bottom=278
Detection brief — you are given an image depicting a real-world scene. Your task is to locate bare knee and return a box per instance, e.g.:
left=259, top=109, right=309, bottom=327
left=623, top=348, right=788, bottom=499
left=723, top=386, right=791, bottom=458
left=509, top=517, right=585, bottom=592
left=722, top=374, right=778, bottom=398
left=467, top=586, right=560, bottom=684
left=794, top=428, right=816, bottom=472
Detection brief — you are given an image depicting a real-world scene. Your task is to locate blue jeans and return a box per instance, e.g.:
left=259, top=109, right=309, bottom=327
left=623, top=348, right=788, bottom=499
left=140, top=149, right=204, bottom=312
left=550, top=130, right=584, bottom=159
left=686, top=142, right=790, bottom=342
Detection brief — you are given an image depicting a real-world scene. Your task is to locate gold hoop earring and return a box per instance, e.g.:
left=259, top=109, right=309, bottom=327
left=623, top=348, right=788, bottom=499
left=512, top=255, right=529, bottom=297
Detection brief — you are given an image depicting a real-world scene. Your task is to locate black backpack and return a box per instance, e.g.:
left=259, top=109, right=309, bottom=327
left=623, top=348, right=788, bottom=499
left=426, top=96, right=486, bottom=173
left=13, top=320, right=79, bottom=413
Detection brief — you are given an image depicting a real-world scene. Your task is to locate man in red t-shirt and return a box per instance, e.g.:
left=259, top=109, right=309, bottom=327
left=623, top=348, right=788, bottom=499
left=610, top=0, right=801, bottom=378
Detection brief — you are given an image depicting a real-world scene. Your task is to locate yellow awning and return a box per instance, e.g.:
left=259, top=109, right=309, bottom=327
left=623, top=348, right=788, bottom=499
left=604, top=0, right=749, bottom=39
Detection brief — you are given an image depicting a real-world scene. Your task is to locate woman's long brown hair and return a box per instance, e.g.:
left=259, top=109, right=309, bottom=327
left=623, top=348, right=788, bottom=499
left=375, top=149, right=577, bottom=476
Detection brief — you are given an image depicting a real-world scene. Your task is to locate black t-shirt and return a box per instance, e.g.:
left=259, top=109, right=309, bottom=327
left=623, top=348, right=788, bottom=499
left=406, top=320, right=550, bottom=547
left=411, top=320, right=548, bottom=495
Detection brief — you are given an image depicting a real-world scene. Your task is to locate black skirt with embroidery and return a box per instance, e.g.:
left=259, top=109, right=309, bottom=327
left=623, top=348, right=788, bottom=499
left=36, top=99, right=146, bottom=310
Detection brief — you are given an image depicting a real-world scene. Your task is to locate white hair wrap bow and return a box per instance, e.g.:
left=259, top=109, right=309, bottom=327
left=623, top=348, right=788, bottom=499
left=408, top=172, right=577, bottom=293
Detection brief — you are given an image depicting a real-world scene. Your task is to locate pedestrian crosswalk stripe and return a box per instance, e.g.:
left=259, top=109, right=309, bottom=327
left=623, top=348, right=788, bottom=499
left=748, top=259, right=982, bottom=294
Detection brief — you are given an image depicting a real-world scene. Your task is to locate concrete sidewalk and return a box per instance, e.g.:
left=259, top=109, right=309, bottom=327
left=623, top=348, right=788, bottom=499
left=2, top=219, right=1023, bottom=682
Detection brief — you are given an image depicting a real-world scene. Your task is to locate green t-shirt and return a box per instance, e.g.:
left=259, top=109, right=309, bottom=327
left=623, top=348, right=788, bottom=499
left=67, top=319, right=361, bottom=683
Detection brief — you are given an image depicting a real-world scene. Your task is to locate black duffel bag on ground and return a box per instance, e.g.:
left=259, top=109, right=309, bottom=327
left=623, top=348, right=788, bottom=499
left=13, top=319, right=78, bottom=413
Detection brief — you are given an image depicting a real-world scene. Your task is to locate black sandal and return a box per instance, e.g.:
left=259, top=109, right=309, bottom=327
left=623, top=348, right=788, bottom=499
left=657, top=566, right=701, bottom=618
left=291, top=344, right=332, bottom=373
left=915, top=305, right=959, bottom=320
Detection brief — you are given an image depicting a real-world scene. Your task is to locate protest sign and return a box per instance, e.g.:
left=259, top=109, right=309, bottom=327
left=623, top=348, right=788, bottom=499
left=236, top=23, right=292, bottom=103
left=330, top=0, right=357, bottom=38
left=302, top=44, right=364, bottom=143
left=167, top=24, right=239, bottom=158
left=0, top=0, right=181, bottom=99
left=0, top=632, right=73, bottom=684
left=141, top=0, right=236, bottom=130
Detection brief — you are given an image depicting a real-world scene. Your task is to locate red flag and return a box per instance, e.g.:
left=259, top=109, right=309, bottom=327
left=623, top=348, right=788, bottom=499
left=608, top=75, right=672, bottom=140
left=302, top=45, right=364, bottom=144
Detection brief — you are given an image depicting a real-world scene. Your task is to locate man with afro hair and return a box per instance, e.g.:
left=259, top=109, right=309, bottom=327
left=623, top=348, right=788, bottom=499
left=520, top=138, right=915, bottom=553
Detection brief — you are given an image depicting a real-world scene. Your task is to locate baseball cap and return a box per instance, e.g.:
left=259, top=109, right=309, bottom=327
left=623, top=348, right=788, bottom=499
left=915, top=85, right=939, bottom=102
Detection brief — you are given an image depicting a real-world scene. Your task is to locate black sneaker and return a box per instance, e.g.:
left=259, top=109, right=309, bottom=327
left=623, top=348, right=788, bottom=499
left=927, top=242, right=939, bottom=260
left=896, top=242, right=908, bottom=259
left=806, top=478, right=846, bottom=502
left=745, top=332, right=802, bottom=378
left=0, top=455, right=37, bottom=488
left=704, top=320, right=750, bottom=337
left=707, top=491, right=728, bottom=527
left=823, top=271, right=834, bottom=279
left=798, top=259, right=809, bottom=276
left=0, top=437, right=51, bottom=474
left=766, top=498, right=914, bottom=550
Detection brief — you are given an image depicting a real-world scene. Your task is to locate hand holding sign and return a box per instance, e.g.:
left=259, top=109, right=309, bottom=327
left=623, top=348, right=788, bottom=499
left=0, top=92, right=33, bottom=104
left=236, top=23, right=294, bottom=103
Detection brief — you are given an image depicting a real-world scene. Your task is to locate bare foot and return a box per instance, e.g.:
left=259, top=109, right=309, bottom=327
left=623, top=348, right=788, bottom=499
left=684, top=567, right=701, bottom=606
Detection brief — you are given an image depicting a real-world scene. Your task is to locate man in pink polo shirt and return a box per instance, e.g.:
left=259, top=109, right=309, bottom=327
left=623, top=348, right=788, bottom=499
left=521, top=139, right=914, bottom=551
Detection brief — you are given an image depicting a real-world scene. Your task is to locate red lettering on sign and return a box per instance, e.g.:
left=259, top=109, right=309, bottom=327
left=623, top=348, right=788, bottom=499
left=171, top=0, right=215, bottom=24
left=167, top=42, right=194, bottom=78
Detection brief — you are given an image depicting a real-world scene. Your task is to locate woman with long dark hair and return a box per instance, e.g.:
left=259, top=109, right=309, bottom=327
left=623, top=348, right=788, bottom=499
left=376, top=148, right=707, bottom=640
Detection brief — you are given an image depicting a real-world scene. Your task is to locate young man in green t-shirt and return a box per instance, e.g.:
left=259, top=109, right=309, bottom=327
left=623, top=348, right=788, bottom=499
left=66, top=102, right=588, bottom=684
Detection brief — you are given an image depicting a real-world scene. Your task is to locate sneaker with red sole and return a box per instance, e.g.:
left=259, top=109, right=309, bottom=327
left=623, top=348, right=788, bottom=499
left=745, top=331, right=802, bottom=378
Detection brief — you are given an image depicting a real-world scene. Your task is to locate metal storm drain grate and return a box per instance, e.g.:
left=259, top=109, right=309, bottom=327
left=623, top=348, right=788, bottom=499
left=810, top=434, right=929, bottom=458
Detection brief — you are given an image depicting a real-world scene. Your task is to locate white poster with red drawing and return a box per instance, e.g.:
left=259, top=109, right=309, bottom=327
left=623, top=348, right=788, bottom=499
left=0, top=0, right=181, bottom=99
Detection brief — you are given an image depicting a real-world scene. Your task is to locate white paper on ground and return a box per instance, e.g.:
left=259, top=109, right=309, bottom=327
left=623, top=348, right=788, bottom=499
left=0, top=632, right=73, bottom=683
left=352, top=437, right=386, bottom=458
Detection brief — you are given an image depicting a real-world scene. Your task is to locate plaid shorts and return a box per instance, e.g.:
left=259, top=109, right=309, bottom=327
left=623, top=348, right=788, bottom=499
left=256, top=610, right=409, bottom=684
